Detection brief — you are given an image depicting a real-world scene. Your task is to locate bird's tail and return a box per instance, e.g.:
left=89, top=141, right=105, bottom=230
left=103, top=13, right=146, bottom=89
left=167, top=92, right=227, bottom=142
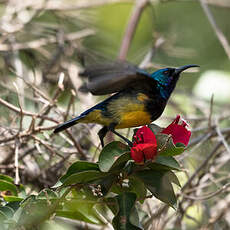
left=54, top=115, right=84, bottom=133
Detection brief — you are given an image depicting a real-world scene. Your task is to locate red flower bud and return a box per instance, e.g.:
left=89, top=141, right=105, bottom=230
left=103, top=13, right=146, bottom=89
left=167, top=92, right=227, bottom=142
left=131, top=126, right=157, bottom=163
left=162, top=115, right=191, bottom=146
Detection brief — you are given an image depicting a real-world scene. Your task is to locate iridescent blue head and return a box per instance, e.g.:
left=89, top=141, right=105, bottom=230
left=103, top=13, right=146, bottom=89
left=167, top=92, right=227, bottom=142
left=151, top=64, right=199, bottom=99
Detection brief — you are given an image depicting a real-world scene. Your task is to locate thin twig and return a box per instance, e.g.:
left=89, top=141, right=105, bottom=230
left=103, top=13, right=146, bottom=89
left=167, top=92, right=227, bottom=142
left=0, top=29, right=95, bottom=51
left=13, top=82, right=24, bottom=132
left=182, top=182, right=230, bottom=201
left=37, top=72, right=64, bottom=127
left=14, top=139, right=20, bottom=185
left=118, top=0, right=149, bottom=60
left=199, top=0, right=230, bottom=59
left=200, top=200, right=230, bottom=229
left=64, top=90, right=76, bottom=121
left=215, top=118, right=230, bottom=154
left=181, top=138, right=229, bottom=192
left=139, top=37, right=165, bottom=68
left=65, top=130, right=88, bottom=160
left=208, top=94, right=214, bottom=129
left=0, top=97, right=57, bottom=123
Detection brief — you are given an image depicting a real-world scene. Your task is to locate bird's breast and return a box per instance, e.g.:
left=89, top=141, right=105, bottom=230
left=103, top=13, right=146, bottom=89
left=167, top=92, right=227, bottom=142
left=108, top=93, right=152, bottom=128
left=116, top=109, right=151, bottom=129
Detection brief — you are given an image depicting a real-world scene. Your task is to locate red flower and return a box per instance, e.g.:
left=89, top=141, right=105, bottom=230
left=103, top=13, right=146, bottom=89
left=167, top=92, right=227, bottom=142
left=161, top=115, right=191, bottom=146
left=131, top=126, right=157, bottom=164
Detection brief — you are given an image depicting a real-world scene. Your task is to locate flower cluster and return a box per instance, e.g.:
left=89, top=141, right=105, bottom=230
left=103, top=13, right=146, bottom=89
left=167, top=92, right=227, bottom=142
left=130, top=126, right=157, bottom=164
left=130, top=115, right=191, bottom=163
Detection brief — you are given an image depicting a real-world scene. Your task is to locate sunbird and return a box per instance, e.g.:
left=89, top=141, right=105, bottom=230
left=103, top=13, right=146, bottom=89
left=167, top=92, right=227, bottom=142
left=54, top=62, right=199, bottom=146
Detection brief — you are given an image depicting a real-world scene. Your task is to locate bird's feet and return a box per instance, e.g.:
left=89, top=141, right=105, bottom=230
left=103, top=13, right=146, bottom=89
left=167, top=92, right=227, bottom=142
left=98, top=125, right=133, bottom=148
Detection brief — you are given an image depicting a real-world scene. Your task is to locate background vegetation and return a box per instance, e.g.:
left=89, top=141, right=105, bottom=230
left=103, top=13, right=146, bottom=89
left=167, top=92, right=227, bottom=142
left=0, top=0, right=230, bottom=229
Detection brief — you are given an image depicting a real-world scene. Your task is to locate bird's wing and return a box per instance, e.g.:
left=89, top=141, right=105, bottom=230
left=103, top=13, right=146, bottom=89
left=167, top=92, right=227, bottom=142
left=79, top=61, right=153, bottom=95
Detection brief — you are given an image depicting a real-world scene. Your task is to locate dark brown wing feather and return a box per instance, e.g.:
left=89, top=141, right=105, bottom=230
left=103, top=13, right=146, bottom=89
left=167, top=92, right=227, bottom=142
left=79, top=61, right=151, bottom=95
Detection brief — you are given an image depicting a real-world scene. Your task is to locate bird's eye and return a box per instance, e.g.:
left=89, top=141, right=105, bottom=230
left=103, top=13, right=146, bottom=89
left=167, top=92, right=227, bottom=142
left=163, top=70, right=169, bottom=75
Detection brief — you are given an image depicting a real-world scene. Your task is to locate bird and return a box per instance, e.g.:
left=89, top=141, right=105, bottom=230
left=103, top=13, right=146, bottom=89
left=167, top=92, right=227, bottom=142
left=54, top=61, right=199, bottom=147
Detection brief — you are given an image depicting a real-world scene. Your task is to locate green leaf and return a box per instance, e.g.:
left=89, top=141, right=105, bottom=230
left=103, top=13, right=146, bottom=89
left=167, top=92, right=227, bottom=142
left=56, top=207, right=105, bottom=225
left=0, top=179, right=18, bottom=196
left=123, top=161, right=135, bottom=175
left=62, top=170, right=108, bottom=187
left=3, top=196, right=23, bottom=202
left=110, top=152, right=132, bottom=172
left=95, top=174, right=117, bottom=195
left=5, top=201, right=21, bottom=212
left=104, top=197, right=118, bottom=215
left=148, top=156, right=181, bottom=171
left=110, top=184, right=125, bottom=195
left=98, top=141, right=130, bottom=172
left=0, top=174, right=14, bottom=184
left=20, top=195, right=36, bottom=207
left=52, top=180, right=63, bottom=188
left=128, top=177, right=147, bottom=202
left=156, top=134, right=185, bottom=156
left=112, top=192, right=142, bottom=230
left=0, top=210, right=7, bottom=221
left=0, top=206, right=14, bottom=218
left=17, top=195, right=59, bottom=228
left=63, top=161, right=99, bottom=180
left=53, top=161, right=99, bottom=188
left=56, top=210, right=99, bottom=224
left=109, top=177, right=147, bottom=201
left=134, top=170, right=177, bottom=209
left=148, top=123, right=163, bottom=134
left=164, top=171, right=181, bottom=187
left=37, top=189, right=58, bottom=199
left=59, top=189, right=106, bottom=225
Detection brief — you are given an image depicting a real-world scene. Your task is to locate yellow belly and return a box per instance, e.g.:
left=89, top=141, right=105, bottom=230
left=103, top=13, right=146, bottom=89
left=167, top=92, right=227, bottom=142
left=111, top=98, right=151, bottom=128
left=80, top=110, right=112, bottom=126
left=80, top=107, right=151, bottom=128
left=79, top=93, right=151, bottom=128
left=116, top=110, right=151, bottom=129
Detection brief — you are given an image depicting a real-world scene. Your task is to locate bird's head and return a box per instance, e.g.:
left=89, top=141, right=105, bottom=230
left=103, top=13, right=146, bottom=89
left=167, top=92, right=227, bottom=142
left=151, top=64, right=199, bottom=99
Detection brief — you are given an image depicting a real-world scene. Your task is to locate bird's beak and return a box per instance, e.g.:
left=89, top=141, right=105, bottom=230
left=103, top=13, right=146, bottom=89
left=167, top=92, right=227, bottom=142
left=174, top=64, right=200, bottom=75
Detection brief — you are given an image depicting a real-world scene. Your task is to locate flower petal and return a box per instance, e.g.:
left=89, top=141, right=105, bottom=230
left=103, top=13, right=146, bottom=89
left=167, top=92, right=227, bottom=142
left=162, top=115, right=191, bottom=146
left=131, top=126, right=158, bottom=163
left=130, top=146, right=144, bottom=163
left=141, top=143, right=158, bottom=160
left=131, top=143, right=157, bottom=163
left=135, top=126, right=156, bottom=144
